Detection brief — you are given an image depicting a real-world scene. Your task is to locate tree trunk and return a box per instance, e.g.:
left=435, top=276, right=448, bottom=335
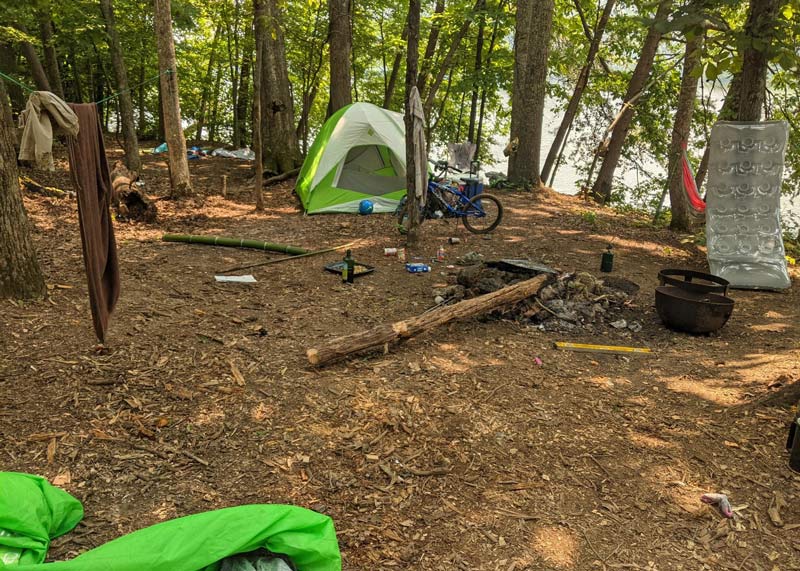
left=667, top=35, right=702, bottom=231
left=417, top=0, right=446, bottom=95
left=195, top=25, right=221, bottom=144
left=0, top=44, right=25, bottom=109
left=233, top=45, right=251, bottom=147
left=507, top=0, right=555, bottom=187
left=100, top=0, right=141, bottom=172
left=17, top=25, right=51, bottom=92
left=68, top=45, right=84, bottom=102
left=328, top=0, right=352, bottom=113
left=423, top=0, right=481, bottom=115
left=475, top=0, right=505, bottom=157
left=467, top=0, right=486, bottom=143
left=384, top=24, right=408, bottom=109
left=37, top=9, right=64, bottom=99
left=541, top=0, right=616, bottom=183
left=154, top=0, right=192, bottom=197
left=737, top=0, right=779, bottom=121
left=137, top=62, right=146, bottom=132
left=404, top=0, right=422, bottom=245
left=0, top=79, right=46, bottom=300
left=260, top=0, right=300, bottom=173
left=208, top=64, right=222, bottom=143
left=253, top=0, right=266, bottom=210
left=590, top=0, right=671, bottom=203
left=695, top=73, right=741, bottom=190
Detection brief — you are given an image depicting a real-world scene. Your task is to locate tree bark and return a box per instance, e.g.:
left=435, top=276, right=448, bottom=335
left=507, top=0, right=555, bottom=187
left=667, top=35, right=702, bottom=231
left=0, top=44, right=25, bottom=109
left=737, top=0, right=779, bottom=121
left=0, top=79, right=46, bottom=300
left=541, top=0, right=616, bottom=183
left=417, top=0, right=446, bottom=95
left=695, top=73, right=741, bottom=190
left=17, top=25, right=51, bottom=92
left=253, top=0, right=266, bottom=210
left=307, top=273, right=549, bottom=366
left=154, top=0, right=192, bottom=197
left=100, top=0, right=141, bottom=172
left=328, top=0, right=352, bottom=113
left=110, top=161, right=157, bottom=222
left=233, top=44, right=251, bottom=147
left=208, top=64, right=222, bottom=143
left=37, top=8, right=64, bottom=99
left=260, top=0, right=300, bottom=173
left=422, top=0, right=482, bottom=115
left=404, top=0, right=422, bottom=245
left=475, top=0, right=505, bottom=157
left=68, top=45, right=84, bottom=102
left=590, top=0, right=671, bottom=203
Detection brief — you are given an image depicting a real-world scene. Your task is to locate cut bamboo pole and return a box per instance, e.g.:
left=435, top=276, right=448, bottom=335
left=162, top=233, right=308, bottom=255
left=307, top=273, right=550, bottom=366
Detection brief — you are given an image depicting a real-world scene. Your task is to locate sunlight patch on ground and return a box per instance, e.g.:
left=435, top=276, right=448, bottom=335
left=530, top=525, right=579, bottom=568
left=748, top=322, right=792, bottom=333
left=627, top=429, right=678, bottom=451
left=194, top=406, right=226, bottom=426
left=660, top=375, right=744, bottom=405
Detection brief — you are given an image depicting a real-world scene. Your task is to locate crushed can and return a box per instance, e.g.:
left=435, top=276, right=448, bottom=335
left=406, top=263, right=431, bottom=273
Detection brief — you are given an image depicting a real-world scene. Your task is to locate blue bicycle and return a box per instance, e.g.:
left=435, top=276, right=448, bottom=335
left=396, top=160, right=504, bottom=234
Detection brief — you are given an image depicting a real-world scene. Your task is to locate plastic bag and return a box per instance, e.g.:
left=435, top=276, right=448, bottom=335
left=705, top=121, right=791, bottom=289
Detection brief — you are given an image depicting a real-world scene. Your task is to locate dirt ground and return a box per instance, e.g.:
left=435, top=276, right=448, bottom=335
left=3, top=143, right=800, bottom=571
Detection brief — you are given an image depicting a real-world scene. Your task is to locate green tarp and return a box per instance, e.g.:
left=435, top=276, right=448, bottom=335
left=0, top=472, right=341, bottom=571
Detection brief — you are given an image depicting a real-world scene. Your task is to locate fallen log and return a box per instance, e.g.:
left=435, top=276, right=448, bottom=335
left=264, top=167, right=300, bottom=186
left=20, top=176, right=75, bottom=199
left=307, top=273, right=550, bottom=366
left=110, top=161, right=158, bottom=222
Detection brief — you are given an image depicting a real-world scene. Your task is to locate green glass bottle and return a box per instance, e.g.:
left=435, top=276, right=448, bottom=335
left=343, top=249, right=355, bottom=284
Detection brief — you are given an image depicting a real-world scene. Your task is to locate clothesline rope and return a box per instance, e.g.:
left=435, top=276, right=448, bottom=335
left=0, top=69, right=172, bottom=105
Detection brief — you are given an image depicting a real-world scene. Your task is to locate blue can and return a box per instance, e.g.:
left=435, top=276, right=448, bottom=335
left=405, top=263, right=431, bottom=273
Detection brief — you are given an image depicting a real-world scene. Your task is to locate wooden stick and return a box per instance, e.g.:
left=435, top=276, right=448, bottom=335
left=307, top=274, right=550, bottom=366
left=264, top=167, right=300, bottom=186
left=218, top=242, right=356, bottom=273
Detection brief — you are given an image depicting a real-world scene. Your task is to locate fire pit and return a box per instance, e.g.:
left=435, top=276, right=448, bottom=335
left=655, top=285, right=734, bottom=334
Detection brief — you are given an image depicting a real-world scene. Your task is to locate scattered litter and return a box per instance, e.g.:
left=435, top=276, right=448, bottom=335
left=384, top=248, right=398, bottom=256
left=628, top=321, right=643, bottom=332
left=437, top=245, right=445, bottom=262
left=215, top=275, right=257, bottom=283
left=610, top=319, right=627, bottom=329
left=406, top=263, right=431, bottom=273
left=211, top=147, right=255, bottom=160
left=324, top=261, right=375, bottom=278
left=448, top=237, right=461, bottom=244
left=554, top=342, right=651, bottom=355
left=701, top=493, right=733, bottom=518
left=534, top=356, right=543, bottom=366
left=434, top=295, right=445, bottom=304
left=152, top=142, right=167, bottom=154
left=456, top=251, right=484, bottom=265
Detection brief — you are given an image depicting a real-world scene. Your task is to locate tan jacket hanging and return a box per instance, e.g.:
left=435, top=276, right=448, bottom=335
left=18, top=91, right=79, bottom=171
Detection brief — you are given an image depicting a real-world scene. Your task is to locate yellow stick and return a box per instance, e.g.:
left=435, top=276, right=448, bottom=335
left=554, top=342, right=652, bottom=355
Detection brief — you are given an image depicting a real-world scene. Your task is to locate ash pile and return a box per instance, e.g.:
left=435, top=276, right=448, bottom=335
left=435, top=258, right=642, bottom=333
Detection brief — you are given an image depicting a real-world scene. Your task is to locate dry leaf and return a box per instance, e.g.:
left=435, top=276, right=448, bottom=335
left=768, top=491, right=788, bottom=527
left=52, top=470, right=71, bottom=486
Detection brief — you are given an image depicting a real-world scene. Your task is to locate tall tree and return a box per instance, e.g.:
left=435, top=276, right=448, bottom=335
left=0, top=80, right=46, bottom=300
left=404, top=0, right=422, bottom=245
left=384, top=23, right=408, bottom=108
left=15, top=24, right=51, bottom=91
left=506, top=0, right=555, bottom=187
left=260, top=0, right=300, bottom=173
left=467, top=0, right=487, bottom=143
left=417, top=0, right=446, bottom=95
left=253, top=0, right=265, bottom=210
left=667, top=34, right=702, bottom=231
left=590, top=0, right=671, bottom=203
left=195, top=25, right=221, bottom=144
left=541, top=0, right=616, bottom=184
left=37, top=6, right=64, bottom=99
left=154, top=0, right=192, bottom=197
left=100, top=0, right=141, bottom=172
left=737, top=0, right=780, bottom=121
left=328, top=0, right=352, bottom=113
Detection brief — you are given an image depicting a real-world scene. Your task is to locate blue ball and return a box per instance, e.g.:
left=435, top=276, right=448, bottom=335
left=359, top=200, right=374, bottom=215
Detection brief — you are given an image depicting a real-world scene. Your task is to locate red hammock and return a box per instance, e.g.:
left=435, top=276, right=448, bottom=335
left=681, top=143, right=705, bottom=213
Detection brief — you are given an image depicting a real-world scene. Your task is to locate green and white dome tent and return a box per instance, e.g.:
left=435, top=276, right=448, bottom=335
left=296, top=102, right=408, bottom=214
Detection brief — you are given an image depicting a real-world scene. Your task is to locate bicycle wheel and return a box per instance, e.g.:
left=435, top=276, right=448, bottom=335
left=462, top=193, right=503, bottom=234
